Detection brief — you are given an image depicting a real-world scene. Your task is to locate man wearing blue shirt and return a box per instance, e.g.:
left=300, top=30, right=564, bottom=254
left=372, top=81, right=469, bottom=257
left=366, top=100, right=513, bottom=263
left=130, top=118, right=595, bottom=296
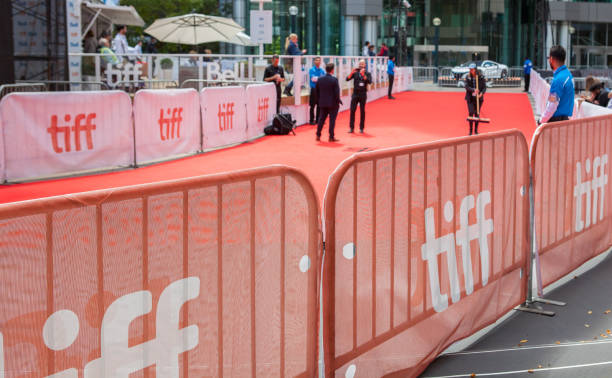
left=540, top=45, right=574, bottom=124
left=523, top=58, right=532, bottom=92
left=309, top=57, right=326, bottom=125
left=387, top=56, right=396, bottom=99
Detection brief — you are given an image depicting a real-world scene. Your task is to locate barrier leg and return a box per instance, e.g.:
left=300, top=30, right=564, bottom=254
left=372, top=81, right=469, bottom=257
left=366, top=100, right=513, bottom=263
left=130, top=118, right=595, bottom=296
left=516, top=172, right=565, bottom=316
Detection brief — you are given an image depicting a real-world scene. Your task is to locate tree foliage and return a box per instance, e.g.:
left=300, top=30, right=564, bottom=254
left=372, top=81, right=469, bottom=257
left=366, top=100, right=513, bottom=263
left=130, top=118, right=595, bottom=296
left=121, top=0, right=231, bottom=53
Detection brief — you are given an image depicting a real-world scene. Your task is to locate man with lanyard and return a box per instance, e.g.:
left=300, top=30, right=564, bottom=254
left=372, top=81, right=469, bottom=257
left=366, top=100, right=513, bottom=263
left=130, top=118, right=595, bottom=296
left=387, top=56, right=396, bottom=100
left=309, top=57, right=325, bottom=125
left=523, top=57, right=533, bottom=92
left=346, top=59, right=372, bottom=133
left=540, top=45, right=574, bottom=124
left=263, top=55, right=285, bottom=114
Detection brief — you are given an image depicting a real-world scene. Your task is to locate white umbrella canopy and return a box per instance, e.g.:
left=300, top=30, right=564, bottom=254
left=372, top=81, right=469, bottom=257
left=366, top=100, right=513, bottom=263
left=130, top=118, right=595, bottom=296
left=144, top=13, right=245, bottom=45
left=228, top=32, right=258, bottom=47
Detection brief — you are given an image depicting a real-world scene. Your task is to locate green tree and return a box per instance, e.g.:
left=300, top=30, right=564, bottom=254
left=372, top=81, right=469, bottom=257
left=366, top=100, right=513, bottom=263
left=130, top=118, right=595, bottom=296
left=121, top=0, right=231, bottom=53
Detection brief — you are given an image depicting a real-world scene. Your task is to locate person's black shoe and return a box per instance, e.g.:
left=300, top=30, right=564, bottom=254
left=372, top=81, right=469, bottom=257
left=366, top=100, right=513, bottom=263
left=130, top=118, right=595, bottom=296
left=388, top=96, right=396, bottom=100
left=316, top=135, right=321, bottom=141
left=309, top=120, right=316, bottom=125
left=283, top=88, right=293, bottom=96
left=359, top=129, right=364, bottom=133
left=348, top=129, right=354, bottom=133
left=329, top=137, right=339, bottom=142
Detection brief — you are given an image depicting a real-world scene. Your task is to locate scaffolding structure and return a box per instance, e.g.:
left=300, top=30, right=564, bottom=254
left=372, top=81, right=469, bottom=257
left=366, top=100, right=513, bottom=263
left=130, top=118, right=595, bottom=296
left=7, top=0, right=67, bottom=83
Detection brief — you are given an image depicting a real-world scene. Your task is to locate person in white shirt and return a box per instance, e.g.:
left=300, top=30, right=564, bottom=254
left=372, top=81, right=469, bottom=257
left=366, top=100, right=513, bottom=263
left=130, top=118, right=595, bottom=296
left=362, top=41, right=370, bottom=57
left=112, top=25, right=130, bottom=58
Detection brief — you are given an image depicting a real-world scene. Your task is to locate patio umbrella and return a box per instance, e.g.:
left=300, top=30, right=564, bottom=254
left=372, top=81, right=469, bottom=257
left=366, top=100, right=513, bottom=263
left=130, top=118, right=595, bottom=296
left=144, top=13, right=244, bottom=45
left=228, top=32, right=258, bottom=47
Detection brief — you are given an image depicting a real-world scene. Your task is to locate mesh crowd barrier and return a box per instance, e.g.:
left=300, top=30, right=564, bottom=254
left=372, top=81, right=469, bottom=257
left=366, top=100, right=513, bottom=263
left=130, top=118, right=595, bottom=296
left=245, top=83, right=277, bottom=140
left=532, top=115, right=612, bottom=288
left=322, top=131, right=530, bottom=377
left=0, top=91, right=134, bottom=182
left=529, top=70, right=550, bottom=116
left=133, top=88, right=202, bottom=165
left=0, top=166, right=320, bottom=377
left=201, top=86, right=248, bottom=150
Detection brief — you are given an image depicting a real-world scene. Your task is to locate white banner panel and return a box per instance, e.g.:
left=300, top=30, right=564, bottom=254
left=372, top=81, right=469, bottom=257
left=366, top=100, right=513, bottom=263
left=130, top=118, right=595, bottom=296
left=200, top=86, right=247, bottom=149
left=133, top=89, right=201, bottom=164
left=0, top=91, right=133, bottom=181
left=246, top=83, right=277, bottom=140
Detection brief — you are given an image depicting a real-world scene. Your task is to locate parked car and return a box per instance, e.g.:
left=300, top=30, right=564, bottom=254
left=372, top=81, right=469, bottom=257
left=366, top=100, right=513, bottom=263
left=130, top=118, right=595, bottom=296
left=451, top=60, right=509, bottom=79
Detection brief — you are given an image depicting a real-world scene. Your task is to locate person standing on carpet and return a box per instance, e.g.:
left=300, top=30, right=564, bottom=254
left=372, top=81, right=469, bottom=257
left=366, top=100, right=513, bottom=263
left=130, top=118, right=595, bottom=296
left=387, top=56, right=396, bottom=100
left=263, top=55, right=285, bottom=114
left=309, top=57, right=326, bottom=124
left=523, top=57, right=532, bottom=92
left=316, top=63, right=342, bottom=142
left=539, top=45, right=574, bottom=124
left=347, top=59, right=372, bottom=133
left=464, top=63, right=486, bottom=135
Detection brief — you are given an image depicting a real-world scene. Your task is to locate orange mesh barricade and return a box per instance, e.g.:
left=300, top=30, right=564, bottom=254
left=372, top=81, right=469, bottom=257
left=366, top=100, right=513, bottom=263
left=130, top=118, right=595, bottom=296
left=532, top=116, right=612, bottom=288
left=322, top=131, right=530, bottom=377
left=0, top=166, right=319, bottom=377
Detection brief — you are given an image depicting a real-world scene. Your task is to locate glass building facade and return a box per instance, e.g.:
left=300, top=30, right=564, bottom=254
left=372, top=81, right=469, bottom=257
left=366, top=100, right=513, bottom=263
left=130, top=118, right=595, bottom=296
left=230, top=0, right=612, bottom=68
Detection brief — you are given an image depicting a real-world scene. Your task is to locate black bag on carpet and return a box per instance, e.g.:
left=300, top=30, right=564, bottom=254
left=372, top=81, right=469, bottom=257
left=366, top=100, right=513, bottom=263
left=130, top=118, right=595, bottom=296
left=264, top=113, right=296, bottom=136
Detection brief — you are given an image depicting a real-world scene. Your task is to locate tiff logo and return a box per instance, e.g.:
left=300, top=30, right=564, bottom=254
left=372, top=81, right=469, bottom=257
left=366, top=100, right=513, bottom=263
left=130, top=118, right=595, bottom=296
left=257, top=97, right=269, bottom=122
left=0, top=277, right=200, bottom=378
left=158, top=107, right=183, bottom=141
left=421, top=191, right=494, bottom=313
left=218, top=102, right=235, bottom=131
left=47, top=113, right=96, bottom=154
left=574, top=154, right=609, bottom=232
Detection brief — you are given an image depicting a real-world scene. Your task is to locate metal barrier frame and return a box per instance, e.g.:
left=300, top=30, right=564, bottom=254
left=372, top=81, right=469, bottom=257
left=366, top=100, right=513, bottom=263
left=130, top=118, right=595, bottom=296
left=322, top=130, right=531, bottom=376
left=0, top=165, right=321, bottom=377
left=0, top=83, right=46, bottom=99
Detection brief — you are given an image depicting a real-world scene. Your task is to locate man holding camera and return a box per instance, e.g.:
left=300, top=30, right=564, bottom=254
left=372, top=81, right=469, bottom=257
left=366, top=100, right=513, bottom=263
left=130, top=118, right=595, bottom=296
left=263, top=55, right=286, bottom=114
left=346, top=59, right=372, bottom=133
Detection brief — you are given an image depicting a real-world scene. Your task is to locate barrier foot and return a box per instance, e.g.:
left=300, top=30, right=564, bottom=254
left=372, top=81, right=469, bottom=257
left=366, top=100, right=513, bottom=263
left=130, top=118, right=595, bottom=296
left=533, top=297, right=566, bottom=307
left=516, top=303, right=556, bottom=317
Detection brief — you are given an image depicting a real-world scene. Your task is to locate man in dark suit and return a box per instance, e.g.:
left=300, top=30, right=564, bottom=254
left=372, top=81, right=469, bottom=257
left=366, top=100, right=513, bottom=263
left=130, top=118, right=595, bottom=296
left=315, top=63, right=342, bottom=142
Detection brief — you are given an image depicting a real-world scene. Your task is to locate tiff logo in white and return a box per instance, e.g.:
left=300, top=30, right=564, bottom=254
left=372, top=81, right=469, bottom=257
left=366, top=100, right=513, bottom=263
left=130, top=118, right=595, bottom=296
left=421, top=191, right=494, bottom=313
left=574, top=154, right=609, bottom=232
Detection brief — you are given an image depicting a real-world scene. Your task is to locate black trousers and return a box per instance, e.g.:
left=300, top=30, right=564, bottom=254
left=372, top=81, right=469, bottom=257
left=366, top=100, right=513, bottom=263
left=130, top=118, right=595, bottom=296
left=524, top=74, right=530, bottom=92
left=548, top=115, right=569, bottom=123
left=349, top=94, right=367, bottom=130
left=309, top=88, right=320, bottom=124
left=467, top=98, right=484, bottom=134
left=388, top=74, right=394, bottom=97
left=275, top=85, right=281, bottom=113
left=317, top=106, right=339, bottom=138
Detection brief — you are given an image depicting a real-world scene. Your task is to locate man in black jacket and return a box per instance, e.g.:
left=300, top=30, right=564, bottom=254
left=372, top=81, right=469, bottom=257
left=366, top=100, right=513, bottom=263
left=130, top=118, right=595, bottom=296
left=316, top=63, right=342, bottom=142
left=464, top=63, right=486, bottom=135
left=263, top=55, right=285, bottom=114
left=347, top=59, right=373, bottom=133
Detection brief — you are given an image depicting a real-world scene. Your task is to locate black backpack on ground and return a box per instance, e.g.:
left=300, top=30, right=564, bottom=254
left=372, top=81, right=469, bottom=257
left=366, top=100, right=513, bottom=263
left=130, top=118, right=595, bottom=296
left=264, top=113, right=297, bottom=136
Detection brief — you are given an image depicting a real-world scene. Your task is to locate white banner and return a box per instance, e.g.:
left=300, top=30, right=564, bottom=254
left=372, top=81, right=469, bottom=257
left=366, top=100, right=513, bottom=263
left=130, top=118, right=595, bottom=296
left=66, top=0, right=82, bottom=85
left=246, top=83, right=277, bottom=140
left=529, top=71, right=550, bottom=116
left=133, top=89, right=201, bottom=164
left=573, top=98, right=612, bottom=119
left=0, top=91, right=133, bottom=181
left=200, top=86, right=247, bottom=149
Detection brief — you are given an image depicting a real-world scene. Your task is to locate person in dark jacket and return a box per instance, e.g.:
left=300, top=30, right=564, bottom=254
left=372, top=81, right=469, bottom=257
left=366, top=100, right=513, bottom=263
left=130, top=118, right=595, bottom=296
left=346, top=59, right=373, bottom=133
left=316, top=63, right=342, bottom=142
left=584, top=77, right=610, bottom=108
left=465, top=63, right=486, bottom=135
left=283, top=33, right=306, bottom=97
left=263, top=55, right=286, bottom=114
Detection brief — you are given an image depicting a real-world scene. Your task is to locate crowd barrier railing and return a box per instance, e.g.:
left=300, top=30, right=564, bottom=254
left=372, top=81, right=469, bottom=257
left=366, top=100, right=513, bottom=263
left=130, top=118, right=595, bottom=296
left=531, top=115, right=612, bottom=290
left=322, top=130, right=530, bottom=377
left=0, top=165, right=320, bottom=377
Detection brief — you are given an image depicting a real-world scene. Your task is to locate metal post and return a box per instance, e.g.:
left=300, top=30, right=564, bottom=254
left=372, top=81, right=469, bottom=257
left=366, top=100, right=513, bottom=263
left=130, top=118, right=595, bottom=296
left=433, top=24, right=440, bottom=83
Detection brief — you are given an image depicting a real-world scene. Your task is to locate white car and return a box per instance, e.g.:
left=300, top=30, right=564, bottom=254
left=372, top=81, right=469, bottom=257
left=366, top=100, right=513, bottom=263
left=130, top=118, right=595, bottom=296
left=451, top=60, right=509, bottom=80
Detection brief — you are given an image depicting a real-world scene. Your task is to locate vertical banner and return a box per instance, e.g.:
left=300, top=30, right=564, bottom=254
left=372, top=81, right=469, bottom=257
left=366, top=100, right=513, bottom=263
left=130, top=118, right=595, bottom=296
left=133, top=88, right=201, bottom=165
left=66, top=0, right=82, bottom=85
left=200, top=86, right=247, bottom=149
left=246, top=83, right=277, bottom=140
left=0, top=91, right=134, bottom=181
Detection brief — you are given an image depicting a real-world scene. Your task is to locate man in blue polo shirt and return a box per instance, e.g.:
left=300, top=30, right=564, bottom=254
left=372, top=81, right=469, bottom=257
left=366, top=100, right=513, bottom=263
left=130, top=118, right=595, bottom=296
left=387, top=56, right=396, bottom=99
left=309, top=57, right=326, bottom=125
left=523, top=57, right=532, bottom=92
left=540, top=45, right=574, bottom=124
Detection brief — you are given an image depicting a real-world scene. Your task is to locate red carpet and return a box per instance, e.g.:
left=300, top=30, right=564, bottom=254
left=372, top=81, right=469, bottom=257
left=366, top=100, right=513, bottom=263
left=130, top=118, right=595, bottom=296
left=0, top=91, right=535, bottom=205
